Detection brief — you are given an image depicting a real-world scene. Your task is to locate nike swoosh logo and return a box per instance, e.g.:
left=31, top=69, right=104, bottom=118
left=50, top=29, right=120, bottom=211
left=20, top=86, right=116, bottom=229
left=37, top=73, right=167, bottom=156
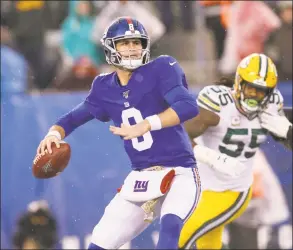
left=169, top=61, right=176, bottom=66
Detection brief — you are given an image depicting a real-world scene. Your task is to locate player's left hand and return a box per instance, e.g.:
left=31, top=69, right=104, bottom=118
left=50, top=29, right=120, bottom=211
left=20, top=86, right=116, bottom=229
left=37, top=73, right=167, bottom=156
left=259, top=111, right=292, bottom=138
left=109, top=120, right=151, bottom=140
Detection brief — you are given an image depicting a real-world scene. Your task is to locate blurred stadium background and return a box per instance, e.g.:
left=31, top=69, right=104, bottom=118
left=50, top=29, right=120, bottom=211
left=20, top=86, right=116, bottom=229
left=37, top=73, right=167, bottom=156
left=1, top=0, right=292, bottom=249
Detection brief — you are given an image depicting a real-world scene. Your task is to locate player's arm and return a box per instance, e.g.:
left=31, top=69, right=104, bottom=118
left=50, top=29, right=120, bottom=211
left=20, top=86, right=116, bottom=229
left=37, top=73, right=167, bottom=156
left=37, top=102, right=95, bottom=155
left=153, top=56, right=199, bottom=129
left=153, top=87, right=199, bottom=129
left=184, top=85, right=221, bottom=140
left=184, top=107, right=220, bottom=141
left=37, top=76, right=110, bottom=154
left=139, top=58, right=199, bottom=130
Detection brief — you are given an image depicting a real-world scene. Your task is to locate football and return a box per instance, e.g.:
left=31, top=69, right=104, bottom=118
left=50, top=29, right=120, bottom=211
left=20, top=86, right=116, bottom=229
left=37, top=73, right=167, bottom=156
left=32, top=142, right=71, bottom=179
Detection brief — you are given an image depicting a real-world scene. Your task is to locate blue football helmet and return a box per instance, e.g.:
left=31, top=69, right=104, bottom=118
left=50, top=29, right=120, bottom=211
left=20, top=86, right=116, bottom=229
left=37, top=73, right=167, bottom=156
left=100, top=16, right=150, bottom=70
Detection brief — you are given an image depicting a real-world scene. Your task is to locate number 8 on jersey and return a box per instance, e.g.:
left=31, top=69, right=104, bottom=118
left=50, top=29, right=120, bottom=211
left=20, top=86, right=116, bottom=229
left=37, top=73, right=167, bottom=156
left=122, top=108, right=153, bottom=151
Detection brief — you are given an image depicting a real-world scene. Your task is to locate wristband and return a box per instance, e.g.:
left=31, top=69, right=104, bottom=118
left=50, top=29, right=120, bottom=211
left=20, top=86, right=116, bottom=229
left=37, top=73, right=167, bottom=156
left=45, top=130, right=62, bottom=140
left=145, top=115, right=162, bottom=131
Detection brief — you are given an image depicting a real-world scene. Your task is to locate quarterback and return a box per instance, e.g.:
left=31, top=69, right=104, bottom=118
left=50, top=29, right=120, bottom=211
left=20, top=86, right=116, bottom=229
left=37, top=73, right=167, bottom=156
left=36, top=17, right=201, bottom=249
left=179, top=53, right=292, bottom=249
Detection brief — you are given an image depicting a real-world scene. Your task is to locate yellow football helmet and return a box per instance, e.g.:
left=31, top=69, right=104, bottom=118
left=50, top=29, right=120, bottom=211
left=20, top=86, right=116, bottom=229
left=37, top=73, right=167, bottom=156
left=234, top=53, right=278, bottom=115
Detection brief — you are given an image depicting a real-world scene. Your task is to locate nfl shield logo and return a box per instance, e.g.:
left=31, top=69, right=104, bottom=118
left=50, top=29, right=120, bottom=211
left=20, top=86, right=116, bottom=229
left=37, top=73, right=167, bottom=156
left=123, top=90, right=130, bottom=99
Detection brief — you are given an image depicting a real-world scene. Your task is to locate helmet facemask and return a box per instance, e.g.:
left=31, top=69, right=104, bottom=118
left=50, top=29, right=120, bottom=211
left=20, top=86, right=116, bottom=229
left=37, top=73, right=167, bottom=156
left=235, top=78, right=274, bottom=117
left=101, top=35, right=150, bottom=71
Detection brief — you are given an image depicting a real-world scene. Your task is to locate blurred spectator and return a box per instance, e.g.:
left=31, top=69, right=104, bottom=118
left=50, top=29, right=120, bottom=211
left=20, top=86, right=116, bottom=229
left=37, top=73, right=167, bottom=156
left=92, top=1, right=165, bottom=47
left=3, top=0, right=53, bottom=89
left=91, top=1, right=109, bottom=14
left=61, top=0, right=103, bottom=68
left=1, top=1, right=15, bottom=47
left=199, top=0, right=232, bottom=60
left=265, top=1, right=292, bottom=81
left=54, top=56, right=99, bottom=91
left=156, top=1, right=195, bottom=33
left=219, top=1, right=281, bottom=75
left=1, top=24, right=15, bottom=48
left=45, top=1, right=69, bottom=30
left=1, top=45, right=29, bottom=94
left=1, top=23, right=30, bottom=94
left=12, top=200, right=58, bottom=249
left=54, top=0, right=102, bottom=91
left=72, top=56, right=99, bottom=79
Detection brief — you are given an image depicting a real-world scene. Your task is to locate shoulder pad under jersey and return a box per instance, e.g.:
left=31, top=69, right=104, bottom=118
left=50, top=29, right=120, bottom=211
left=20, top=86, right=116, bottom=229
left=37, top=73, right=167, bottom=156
left=197, top=85, right=234, bottom=113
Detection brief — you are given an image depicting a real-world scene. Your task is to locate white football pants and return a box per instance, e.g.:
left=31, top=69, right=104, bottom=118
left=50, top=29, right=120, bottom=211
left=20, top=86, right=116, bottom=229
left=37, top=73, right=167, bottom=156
left=90, top=167, right=201, bottom=249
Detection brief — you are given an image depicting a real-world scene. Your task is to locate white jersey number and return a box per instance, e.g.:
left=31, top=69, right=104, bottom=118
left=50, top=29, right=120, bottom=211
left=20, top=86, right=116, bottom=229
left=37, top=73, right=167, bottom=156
left=121, top=108, right=153, bottom=151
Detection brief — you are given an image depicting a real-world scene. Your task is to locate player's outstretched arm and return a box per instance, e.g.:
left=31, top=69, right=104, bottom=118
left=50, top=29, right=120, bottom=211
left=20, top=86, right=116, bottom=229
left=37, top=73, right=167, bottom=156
left=37, top=102, right=94, bottom=155
left=184, top=107, right=220, bottom=140
left=193, top=142, right=246, bottom=178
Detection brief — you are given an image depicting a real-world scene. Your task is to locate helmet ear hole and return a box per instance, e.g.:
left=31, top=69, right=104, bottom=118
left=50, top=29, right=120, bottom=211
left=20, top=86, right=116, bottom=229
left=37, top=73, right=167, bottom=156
left=104, top=49, right=110, bottom=58
left=141, top=38, right=148, bottom=50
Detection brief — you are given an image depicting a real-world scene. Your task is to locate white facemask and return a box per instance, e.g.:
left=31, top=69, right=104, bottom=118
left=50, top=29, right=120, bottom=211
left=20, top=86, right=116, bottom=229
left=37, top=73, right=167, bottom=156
left=240, top=98, right=259, bottom=114
left=120, top=58, right=143, bottom=70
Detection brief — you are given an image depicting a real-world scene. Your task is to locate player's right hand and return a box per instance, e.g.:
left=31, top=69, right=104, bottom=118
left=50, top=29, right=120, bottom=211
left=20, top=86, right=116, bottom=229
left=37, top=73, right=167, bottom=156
left=259, top=111, right=292, bottom=139
left=37, top=135, right=61, bottom=155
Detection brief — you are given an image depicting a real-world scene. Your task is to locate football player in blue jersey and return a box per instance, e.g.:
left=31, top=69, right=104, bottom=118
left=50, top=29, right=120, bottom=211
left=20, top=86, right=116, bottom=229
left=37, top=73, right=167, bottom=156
left=36, top=17, right=201, bottom=249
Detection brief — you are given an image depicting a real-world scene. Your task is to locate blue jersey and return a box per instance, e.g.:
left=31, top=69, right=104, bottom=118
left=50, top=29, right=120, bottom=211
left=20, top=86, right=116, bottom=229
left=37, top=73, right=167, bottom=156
left=57, top=55, right=198, bottom=170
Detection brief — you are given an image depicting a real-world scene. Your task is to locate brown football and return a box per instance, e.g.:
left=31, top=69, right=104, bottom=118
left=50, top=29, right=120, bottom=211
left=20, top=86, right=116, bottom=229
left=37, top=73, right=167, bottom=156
left=32, top=142, right=71, bottom=179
